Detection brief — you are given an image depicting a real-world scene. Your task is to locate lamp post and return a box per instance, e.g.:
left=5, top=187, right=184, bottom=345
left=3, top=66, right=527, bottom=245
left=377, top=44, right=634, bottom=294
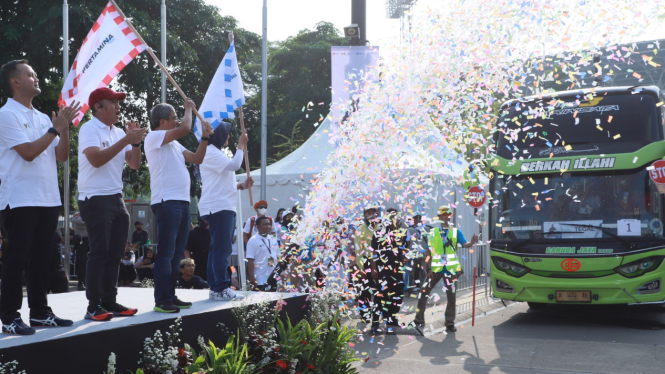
left=260, top=0, right=268, bottom=200
left=161, top=0, right=167, bottom=103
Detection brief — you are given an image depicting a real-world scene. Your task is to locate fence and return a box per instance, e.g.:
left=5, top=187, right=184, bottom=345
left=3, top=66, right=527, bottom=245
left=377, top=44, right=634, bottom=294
left=456, top=243, right=491, bottom=295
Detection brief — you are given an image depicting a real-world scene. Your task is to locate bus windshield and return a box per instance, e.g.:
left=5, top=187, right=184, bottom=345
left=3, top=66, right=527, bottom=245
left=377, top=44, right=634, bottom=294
left=490, top=167, right=665, bottom=250
left=495, top=93, right=661, bottom=159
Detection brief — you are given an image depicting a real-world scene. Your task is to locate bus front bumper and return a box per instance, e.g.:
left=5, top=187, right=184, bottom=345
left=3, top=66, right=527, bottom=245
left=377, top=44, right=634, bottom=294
left=492, top=273, right=665, bottom=305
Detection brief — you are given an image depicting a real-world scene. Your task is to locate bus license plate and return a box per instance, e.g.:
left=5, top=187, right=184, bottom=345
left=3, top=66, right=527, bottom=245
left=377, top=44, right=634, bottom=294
left=556, top=291, right=591, bottom=302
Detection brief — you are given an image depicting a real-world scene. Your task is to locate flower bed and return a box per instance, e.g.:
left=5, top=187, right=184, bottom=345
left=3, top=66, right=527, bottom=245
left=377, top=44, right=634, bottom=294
left=98, top=292, right=360, bottom=374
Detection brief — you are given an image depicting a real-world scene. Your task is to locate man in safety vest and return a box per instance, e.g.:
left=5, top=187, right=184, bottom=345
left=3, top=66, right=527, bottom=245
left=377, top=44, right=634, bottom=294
left=412, top=205, right=477, bottom=334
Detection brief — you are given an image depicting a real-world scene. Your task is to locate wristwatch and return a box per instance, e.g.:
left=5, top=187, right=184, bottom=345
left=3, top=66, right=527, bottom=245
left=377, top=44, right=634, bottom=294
left=47, top=127, right=60, bottom=137
left=132, top=143, right=141, bottom=147
left=201, top=137, right=209, bottom=142
left=237, top=184, right=244, bottom=190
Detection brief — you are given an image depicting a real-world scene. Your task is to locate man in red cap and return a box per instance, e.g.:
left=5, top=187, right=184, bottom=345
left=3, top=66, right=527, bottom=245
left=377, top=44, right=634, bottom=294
left=77, top=87, right=146, bottom=321
left=242, top=200, right=277, bottom=246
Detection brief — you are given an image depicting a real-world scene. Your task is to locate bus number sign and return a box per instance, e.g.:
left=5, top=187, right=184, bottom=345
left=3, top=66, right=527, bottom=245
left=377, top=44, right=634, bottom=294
left=467, top=186, right=486, bottom=208
left=648, top=160, right=665, bottom=184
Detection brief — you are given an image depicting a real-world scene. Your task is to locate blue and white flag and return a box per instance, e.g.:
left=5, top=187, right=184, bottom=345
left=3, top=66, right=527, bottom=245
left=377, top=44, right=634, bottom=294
left=194, top=40, right=245, bottom=140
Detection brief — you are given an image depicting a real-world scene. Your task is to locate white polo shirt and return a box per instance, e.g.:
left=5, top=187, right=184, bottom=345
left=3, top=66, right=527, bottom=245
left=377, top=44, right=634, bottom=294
left=144, top=130, right=190, bottom=204
left=198, top=146, right=243, bottom=216
left=0, top=99, right=61, bottom=209
left=245, top=234, right=279, bottom=285
left=77, top=116, right=131, bottom=199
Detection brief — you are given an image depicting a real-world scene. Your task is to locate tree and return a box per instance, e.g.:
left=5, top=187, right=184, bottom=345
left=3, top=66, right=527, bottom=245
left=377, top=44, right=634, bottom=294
left=241, top=22, right=348, bottom=170
left=0, top=0, right=262, bottom=207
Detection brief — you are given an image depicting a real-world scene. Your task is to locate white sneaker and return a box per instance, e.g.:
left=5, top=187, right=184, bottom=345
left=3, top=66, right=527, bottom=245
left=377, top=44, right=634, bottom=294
left=214, top=288, right=245, bottom=301
left=209, top=290, right=215, bottom=299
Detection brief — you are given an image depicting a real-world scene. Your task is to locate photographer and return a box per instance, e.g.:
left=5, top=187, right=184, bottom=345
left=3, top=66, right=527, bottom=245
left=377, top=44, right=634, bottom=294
left=135, top=248, right=154, bottom=281
left=118, top=242, right=136, bottom=286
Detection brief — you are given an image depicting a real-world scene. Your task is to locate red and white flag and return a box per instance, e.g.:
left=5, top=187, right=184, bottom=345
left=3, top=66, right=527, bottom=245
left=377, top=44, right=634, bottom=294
left=58, top=2, right=146, bottom=126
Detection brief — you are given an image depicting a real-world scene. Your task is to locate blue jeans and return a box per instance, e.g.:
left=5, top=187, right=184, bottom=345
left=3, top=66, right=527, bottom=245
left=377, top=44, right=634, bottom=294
left=151, top=200, right=191, bottom=305
left=202, top=210, right=236, bottom=293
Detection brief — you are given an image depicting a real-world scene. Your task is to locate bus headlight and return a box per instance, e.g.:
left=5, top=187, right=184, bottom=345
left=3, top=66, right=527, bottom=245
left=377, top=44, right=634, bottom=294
left=492, top=257, right=530, bottom=278
left=615, top=257, right=664, bottom=278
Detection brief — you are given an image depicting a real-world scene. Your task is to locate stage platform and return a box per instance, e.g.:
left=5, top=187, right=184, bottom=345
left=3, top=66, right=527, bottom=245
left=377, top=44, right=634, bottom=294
left=0, top=288, right=309, bottom=373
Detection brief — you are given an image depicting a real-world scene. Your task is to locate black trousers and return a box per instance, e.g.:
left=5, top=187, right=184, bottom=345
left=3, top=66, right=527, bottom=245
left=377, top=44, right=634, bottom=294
left=0, top=206, right=59, bottom=323
left=79, top=194, right=129, bottom=306
left=371, top=258, right=404, bottom=326
left=74, top=236, right=89, bottom=284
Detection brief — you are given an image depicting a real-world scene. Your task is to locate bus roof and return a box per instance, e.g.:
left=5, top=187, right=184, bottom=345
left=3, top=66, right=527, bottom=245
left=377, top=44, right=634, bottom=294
left=500, top=85, right=662, bottom=110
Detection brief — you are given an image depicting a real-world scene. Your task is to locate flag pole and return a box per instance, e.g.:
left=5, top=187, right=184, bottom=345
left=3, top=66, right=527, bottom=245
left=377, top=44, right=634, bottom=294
left=109, top=0, right=208, bottom=125
left=229, top=32, right=254, bottom=206
left=63, top=0, right=71, bottom=281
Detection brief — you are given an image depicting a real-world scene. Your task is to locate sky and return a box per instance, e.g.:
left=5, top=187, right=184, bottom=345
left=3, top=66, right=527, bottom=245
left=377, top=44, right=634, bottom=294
left=204, top=0, right=401, bottom=49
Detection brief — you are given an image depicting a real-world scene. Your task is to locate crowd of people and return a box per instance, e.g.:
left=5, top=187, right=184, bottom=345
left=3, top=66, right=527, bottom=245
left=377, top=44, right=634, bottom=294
left=0, top=59, right=478, bottom=337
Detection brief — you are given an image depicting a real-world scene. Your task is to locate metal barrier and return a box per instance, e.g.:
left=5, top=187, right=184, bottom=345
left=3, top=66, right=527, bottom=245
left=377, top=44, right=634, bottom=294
left=456, top=243, right=490, bottom=295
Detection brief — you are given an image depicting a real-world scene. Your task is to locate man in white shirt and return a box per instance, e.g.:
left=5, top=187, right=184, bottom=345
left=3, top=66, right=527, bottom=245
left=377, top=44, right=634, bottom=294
left=78, top=87, right=146, bottom=321
left=145, top=99, right=212, bottom=313
left=199, top=121, right=252, bottom=300
left=242, top=200, right=277, bottom=245
left=0, top=60, right=81, bottom=335
left=246, top=216, right=280, bottom=291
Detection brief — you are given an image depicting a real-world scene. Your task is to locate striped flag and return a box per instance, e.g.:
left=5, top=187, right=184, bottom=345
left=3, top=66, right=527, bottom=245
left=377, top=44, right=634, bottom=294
left=194, top=40, right=246, bottom=140
left=58, top=2, right=146, bottom=126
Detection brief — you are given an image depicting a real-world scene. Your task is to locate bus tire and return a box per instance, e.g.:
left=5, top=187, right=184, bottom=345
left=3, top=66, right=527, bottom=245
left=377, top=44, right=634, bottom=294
left=527, top=302, right=547, bottom=310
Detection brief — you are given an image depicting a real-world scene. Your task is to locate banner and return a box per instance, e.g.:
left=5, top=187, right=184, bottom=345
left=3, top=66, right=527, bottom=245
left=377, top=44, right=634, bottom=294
left=194, top=40, right=246, bottom=141
left=58, top=2, right=146, bottom=126
left=330, top=46, right=380, bottom=127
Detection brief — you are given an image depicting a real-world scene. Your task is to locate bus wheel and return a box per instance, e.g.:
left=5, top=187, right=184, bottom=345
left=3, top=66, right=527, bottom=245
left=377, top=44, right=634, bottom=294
left=527, top=302, right=547, bottom=310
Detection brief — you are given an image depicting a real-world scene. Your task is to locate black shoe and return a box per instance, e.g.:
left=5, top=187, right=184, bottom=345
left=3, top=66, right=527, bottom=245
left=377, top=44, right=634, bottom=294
left=154, top=303, right=180, bottom=313
left=2, top=318, right=35, bottom=335
left=85, top=305, right=114, bottom=321
left=446, top=325, right=457, bottom=333
left=30, top=313, right=74, bottom=327
left=77, top=283, right=86, bottom=291
left=173, top=298, right=192, bottom=309
left=102, top=302, right=138, bottom=317
left=409, top=321, right=425, bottom=336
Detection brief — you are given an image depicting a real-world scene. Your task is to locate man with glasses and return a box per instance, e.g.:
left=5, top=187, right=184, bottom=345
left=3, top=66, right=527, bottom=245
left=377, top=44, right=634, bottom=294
left=412, top=205, right=478, bottom=334
left=144, top=100, right=212, bottom=313
left=242, top=200, right=277, bottom=246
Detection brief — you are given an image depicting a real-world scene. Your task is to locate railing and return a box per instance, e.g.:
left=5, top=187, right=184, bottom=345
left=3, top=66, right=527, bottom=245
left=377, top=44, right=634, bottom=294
left=456, top=243, right=490, bottom=295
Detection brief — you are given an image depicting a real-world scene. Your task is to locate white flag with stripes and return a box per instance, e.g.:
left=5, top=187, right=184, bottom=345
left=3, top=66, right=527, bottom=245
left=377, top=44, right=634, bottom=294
left=58, top=2, right=146, bottom=126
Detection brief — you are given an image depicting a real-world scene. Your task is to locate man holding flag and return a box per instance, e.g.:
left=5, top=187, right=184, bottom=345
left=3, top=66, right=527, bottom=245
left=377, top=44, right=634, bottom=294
left=198, top=35, right=253, bottom=300
left=145, top=99, right=213, bottom=313
left=59, top=1, right=149, bottom=321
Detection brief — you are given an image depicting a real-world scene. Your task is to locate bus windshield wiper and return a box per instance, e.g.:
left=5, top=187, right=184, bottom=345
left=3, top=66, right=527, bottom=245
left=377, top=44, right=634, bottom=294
left=511, top=231, right=578, bottom=250
left=558, top=223, right=634, bottom=250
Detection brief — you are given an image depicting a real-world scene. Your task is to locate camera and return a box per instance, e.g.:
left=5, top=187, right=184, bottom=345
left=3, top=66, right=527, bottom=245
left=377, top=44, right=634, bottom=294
left=344, top=24, right=360, bottom=39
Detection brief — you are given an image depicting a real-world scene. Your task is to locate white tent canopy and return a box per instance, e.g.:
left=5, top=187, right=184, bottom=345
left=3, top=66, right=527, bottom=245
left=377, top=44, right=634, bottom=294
left=236, top=118, right=334, bottom=222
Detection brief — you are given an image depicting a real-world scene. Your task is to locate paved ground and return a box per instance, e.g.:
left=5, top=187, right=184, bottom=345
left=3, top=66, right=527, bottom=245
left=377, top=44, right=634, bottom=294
left=349, top=299, right=665, bottom=374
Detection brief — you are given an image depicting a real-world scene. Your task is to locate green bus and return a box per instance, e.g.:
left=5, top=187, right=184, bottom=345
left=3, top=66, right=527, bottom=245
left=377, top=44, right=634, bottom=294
left=489, top=85, right=665, bottom=308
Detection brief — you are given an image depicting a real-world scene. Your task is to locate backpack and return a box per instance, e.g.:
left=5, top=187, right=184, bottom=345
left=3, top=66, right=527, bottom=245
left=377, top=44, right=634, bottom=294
left=249, top=216, right=273, bottom=236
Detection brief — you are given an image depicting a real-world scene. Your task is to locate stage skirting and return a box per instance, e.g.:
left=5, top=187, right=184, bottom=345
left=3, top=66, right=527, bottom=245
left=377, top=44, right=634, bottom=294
left=0, top=288, right=309, bottom=373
